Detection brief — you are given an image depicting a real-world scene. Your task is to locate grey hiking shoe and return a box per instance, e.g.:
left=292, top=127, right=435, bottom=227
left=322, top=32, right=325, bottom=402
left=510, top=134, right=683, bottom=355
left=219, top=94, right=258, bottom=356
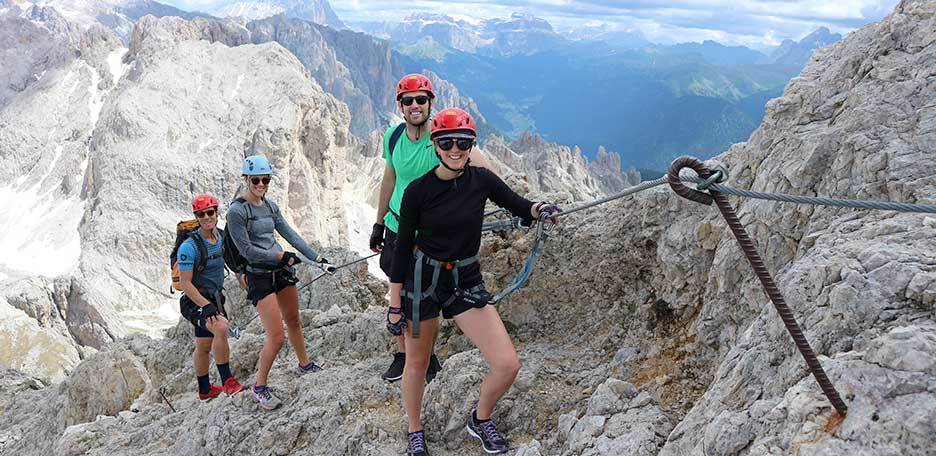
left=296, top=361, right=323, bottom=376
left=407, top=430, right=430, bottom=456
left=252, top=385, right=282, bottom=410
left=466, top=409, right=508, bottom=454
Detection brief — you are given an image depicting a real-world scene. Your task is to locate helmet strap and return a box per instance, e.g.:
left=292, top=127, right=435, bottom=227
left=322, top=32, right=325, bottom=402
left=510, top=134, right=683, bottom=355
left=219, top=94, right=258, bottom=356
left=404, top=103, right=431, bottom=139
left=435, top=151, right=471, bottom=174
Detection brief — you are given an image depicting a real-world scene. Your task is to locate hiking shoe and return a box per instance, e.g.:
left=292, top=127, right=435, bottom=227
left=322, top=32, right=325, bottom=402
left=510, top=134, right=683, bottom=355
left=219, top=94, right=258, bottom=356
left=252, top=385, right=282, bottom=410
left=466, top=410, right=508, bottom=454
left=382, top=352, right=405, bottom=382
left=407, top=430, right=430, bottom=456
left=425, top=353, right=443, bottom=383
left=296, top=361, right=323, bottom=376
left=222, top=377, right=245, bottom=396
left=197, top=385, right=223, bottom=401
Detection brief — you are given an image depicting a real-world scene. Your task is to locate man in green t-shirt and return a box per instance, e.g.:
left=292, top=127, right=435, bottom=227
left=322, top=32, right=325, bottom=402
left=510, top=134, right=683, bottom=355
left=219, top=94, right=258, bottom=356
left=370, top=73, right=494, bottom=383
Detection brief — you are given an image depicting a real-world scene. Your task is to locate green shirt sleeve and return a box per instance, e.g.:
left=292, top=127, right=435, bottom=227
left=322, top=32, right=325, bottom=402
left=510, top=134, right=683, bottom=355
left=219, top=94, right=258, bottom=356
left=382, top=124, right=395, bottom=167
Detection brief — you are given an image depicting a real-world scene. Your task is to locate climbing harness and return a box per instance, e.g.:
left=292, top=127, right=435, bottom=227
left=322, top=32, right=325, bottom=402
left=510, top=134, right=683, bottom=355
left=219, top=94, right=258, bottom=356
left=489, top=213, right=555, bottom=304
left=403, top=250, right=489, bottom=337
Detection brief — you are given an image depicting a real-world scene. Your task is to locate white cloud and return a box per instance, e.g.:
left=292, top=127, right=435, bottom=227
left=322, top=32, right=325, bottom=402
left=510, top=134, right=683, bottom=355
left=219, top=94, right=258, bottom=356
left=153, top=0, right=900, bottom=46
left=323, top=0, right=899, bottom=46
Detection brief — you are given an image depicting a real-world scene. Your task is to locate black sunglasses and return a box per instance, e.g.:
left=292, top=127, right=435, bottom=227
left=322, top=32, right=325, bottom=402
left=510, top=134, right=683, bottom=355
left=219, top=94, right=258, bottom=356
left=250, top=176, right=271, bottom=185
left=194, top=209, right=216, bottom=218
left=401, top=95, right=430, bottom=106
left=436, top=138, right=474, bottom=151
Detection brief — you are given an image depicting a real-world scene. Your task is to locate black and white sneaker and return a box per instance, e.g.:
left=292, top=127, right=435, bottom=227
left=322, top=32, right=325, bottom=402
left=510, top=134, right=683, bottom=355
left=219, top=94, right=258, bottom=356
left=382, top=352, right=405, bottom=382
left=407, top=430, right=430, bottom=456
left=296, top=361, right=323, bottom=376
left=466, top=409, right=508, bottom=454
left=425, top=353, right=443, bottom=383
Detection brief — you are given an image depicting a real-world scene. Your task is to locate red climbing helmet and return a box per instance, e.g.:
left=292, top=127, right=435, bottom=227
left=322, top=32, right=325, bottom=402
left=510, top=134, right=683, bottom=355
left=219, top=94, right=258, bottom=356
left=191, top=193, right=219, bottom=213
left=396, top=74, right=435, bottom=100
left=430, top=108, right=477, bottom=139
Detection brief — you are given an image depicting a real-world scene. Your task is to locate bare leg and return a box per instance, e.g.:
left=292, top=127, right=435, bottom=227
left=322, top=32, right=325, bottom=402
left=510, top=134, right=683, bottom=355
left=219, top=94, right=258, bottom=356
left=453, top=306, right=520, bottom=419
left=277, top=285, right=309, bottom=367
left=194, top=337, right=213, bottom=376
left=402, top=317, right=440, bottom=432
left=396, top=335, right=406, bottom=353
left=255, top=295, right=285, bottom=386
left=205, top=316, right=230, bottom=364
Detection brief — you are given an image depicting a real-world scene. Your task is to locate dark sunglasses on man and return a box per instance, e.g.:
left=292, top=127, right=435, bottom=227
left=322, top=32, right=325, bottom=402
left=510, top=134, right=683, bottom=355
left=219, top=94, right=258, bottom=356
left=401, top=95, right=430, bottom=106
left=436, top=137, right=475, bottom=151
left=250, top=176, right=271, bottom=185
left=195, top=208, right=216, bottom=218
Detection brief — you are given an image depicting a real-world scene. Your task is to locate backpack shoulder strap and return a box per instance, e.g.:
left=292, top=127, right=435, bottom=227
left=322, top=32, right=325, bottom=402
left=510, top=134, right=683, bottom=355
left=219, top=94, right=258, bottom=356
left=387, top=122, right=407, bottom=160
left=192, top=232, right=209, bottom=275
left=233, top=196, right=254, bottom=224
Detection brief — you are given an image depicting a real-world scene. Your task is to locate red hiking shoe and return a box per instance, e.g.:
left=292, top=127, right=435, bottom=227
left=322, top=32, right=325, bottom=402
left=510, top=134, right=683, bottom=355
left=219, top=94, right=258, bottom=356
left=222, top=377, right=245, bottom=396
left=197, top=384, right=223, bottom=401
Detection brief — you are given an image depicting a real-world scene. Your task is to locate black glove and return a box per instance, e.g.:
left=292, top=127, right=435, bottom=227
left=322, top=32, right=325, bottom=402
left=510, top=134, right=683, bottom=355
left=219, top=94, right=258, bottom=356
left=538, top=203, right=562, bottom=219
left=370, top=223, right=385, bottom=251
left=280, top=251, right=300, bottom=267
left=386, top=306, right=406, bottom=336
left=195, top=302, right=220, bottom=319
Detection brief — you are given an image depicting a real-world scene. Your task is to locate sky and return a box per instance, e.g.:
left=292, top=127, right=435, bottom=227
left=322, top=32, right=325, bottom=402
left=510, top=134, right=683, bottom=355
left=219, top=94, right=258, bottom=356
left=162, top=0, right=901, bottom=50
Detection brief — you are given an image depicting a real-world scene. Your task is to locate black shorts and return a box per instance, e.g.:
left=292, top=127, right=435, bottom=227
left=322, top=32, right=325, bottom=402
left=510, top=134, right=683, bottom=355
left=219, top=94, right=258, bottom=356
left=401, top=257, right=491, bottom=322
left=246, top=267, right=299, bottom=305
left=180, top=293, right=226, bottom=338
left=379, top=228, right=397, bottom=276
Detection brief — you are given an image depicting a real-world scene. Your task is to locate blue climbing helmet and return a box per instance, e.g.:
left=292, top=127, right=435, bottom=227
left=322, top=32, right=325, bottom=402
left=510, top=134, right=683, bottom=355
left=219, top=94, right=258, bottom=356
left=242, top=155, right=272, bottom=176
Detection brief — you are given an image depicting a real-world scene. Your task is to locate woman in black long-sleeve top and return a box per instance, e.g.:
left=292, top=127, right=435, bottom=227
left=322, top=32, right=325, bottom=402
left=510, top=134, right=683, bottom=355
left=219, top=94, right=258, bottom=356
left=386, top=108, right=561, bottom=456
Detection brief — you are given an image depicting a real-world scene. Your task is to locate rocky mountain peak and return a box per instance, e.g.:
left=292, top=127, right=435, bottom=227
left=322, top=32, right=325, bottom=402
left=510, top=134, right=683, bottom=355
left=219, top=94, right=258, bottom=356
left=490, top=12, right=554, bottom=32
left=769, top=25, right=843, bottom=66
left=213, top=0, right=345, bottom=29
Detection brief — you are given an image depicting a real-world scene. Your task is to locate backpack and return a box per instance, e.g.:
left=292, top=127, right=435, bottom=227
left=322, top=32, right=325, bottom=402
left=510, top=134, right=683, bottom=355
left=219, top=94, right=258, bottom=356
left=222, top=197, right=274, bottom=274
left=170, top=220, right=211, bottom=292
left=383, top=122, right=410, bottom=223
left=387, top=122, right=406, bottom=160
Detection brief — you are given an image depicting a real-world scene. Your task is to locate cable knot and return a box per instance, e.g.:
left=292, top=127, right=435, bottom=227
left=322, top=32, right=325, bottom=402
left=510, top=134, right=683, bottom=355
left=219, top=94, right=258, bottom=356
left=696, top=160, right=729, bottom=191
left=667, top=156, right=719, bottom=205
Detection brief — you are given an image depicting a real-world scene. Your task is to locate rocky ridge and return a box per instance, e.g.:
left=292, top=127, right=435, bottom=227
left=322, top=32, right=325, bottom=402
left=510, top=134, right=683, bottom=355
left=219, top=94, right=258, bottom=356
left=483, top=133, right=639, bottom=199
left=0, top=10, right=378, bottom=381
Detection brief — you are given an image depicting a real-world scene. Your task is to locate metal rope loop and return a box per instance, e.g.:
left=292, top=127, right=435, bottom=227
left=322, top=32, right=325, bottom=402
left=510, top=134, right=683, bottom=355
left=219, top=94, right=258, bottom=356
left=668, top=156, right=717, bottom=205
left=697, top=170, right=723, bottom=191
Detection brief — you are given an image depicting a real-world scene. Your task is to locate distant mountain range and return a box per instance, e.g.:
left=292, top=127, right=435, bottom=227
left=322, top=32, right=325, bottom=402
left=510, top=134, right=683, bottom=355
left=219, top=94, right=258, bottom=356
left=16, top=0, right=843, bottom=170
left=374, top=13, right=842, bottom=169
left=352, top=12, right=563, bottom=57
left=768, top=27, right=842, bottom=66
left=213, top=0, right=344, bottom=28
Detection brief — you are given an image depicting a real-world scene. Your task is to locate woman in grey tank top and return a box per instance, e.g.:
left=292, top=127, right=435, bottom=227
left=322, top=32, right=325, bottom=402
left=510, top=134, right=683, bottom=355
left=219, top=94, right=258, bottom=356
left=226, top=155, right=336, bottom=411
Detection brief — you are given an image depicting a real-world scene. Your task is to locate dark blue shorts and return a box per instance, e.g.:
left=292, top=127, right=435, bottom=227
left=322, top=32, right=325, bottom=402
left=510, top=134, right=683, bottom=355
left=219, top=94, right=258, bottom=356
left=180, top=294, right=225, bottom=338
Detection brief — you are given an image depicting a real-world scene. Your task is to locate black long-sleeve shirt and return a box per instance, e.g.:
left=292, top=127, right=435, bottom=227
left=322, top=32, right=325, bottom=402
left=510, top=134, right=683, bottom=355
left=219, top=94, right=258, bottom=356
left=389, top=166, right=534, bottom=283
